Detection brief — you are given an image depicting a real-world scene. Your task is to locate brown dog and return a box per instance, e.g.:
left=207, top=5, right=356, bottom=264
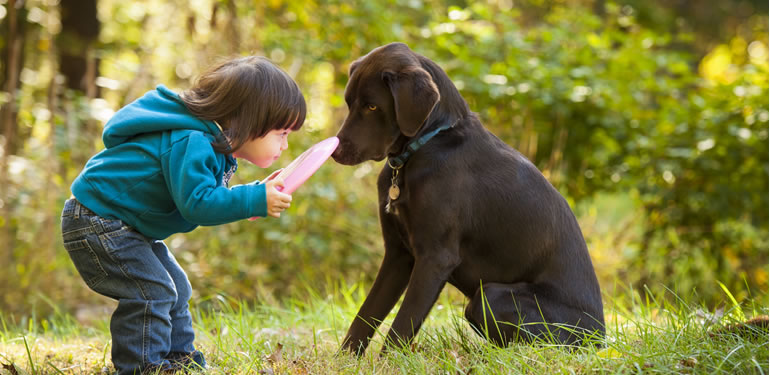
left=332, top=42, right=605, bottom=355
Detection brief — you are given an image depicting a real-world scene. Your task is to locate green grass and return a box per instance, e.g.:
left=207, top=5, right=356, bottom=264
left=0, top=282, right=767, bottom=374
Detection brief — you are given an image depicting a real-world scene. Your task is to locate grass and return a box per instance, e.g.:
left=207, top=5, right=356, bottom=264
left=0, top=282, right=767, bottom=375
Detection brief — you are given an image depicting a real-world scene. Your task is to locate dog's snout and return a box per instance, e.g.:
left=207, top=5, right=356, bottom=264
left=331, top=137, right=352, bottom=164
left=331, top=146, right=343, bottom=160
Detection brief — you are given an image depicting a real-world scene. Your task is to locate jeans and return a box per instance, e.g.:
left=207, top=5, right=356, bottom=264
left=61, top=198, right=205, bottom=374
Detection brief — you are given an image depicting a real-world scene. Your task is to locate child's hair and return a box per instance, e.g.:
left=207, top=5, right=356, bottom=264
left=180, top=55, right=306, bottom=154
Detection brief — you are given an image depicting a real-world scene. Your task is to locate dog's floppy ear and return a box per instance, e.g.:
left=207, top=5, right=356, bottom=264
left=382, top=66, right=440, bottom=137
left=348, top=59, right=362, bottom=77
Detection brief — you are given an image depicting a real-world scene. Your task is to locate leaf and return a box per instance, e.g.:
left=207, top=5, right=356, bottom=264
left=266, top=342, right=283, bottom=365
left=2, top=363, right=19, bottom=375
left=596, top=347, right=623, bottom=359
left=679, top=357, right=698, bottom=368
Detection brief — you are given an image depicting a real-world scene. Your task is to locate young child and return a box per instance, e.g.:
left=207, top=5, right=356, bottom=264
left=60, top=55, right=305, bottom=374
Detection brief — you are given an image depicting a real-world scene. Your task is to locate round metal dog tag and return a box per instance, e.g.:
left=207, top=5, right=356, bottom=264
left=389, top=185, right=400, bottom=200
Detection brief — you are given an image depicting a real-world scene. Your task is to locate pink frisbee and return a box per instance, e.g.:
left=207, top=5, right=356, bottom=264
left=274, top=136, right=339, bottom=194
left=249, top=136, right=338, bottom=220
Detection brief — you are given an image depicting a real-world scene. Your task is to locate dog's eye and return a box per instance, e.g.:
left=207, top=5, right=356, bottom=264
left=367, top=104, right=377, bottom=111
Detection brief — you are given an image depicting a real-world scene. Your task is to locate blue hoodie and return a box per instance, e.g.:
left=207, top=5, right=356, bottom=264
left=71, top=85, right=267, bottom=239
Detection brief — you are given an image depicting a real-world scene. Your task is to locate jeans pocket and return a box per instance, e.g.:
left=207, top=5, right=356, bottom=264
left=64, top=238, right=108, bottom=289
left=97, top=224, right=151, bottom=264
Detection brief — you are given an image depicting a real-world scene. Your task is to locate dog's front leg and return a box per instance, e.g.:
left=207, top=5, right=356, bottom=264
left=342, top=246, right=413, bottom=355
left=382, top=251, right=460, bottom=352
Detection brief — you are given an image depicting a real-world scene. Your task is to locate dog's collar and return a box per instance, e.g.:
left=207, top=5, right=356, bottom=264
left=387, top=121, right=455, bottom=169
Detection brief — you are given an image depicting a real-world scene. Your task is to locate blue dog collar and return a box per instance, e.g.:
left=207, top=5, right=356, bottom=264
left=387, top=121, right=455, bottom=169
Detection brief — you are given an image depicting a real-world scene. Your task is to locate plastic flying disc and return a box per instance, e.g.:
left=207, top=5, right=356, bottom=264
left=273, top=136, right=339, bottom=194
left=248, top=137, right=338, bottom=220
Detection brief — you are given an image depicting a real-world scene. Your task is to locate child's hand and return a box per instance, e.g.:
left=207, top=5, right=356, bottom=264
left=248, top=170, right=288, bottom=220
left=264, top=178, right=292, bottom=218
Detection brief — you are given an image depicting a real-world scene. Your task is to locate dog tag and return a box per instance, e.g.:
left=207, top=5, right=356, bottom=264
left=388, top=184, right=400, bottom=200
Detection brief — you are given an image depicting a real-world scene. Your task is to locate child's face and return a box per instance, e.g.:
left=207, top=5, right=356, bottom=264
left=232, top=129, right=291, bottom=168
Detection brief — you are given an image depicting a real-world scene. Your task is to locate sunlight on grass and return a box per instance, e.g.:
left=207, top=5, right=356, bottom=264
left=0, top=283, right=767, bottom=374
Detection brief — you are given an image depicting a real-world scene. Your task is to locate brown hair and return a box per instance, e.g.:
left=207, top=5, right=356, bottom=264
left=180, top=55, right=306, bottom=153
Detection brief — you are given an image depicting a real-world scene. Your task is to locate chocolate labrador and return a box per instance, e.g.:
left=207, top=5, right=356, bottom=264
left=332, top=42, right=604, bottom=355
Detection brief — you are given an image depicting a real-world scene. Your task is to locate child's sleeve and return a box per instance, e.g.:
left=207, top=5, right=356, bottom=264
left=162, top=133, right=268, bottom=224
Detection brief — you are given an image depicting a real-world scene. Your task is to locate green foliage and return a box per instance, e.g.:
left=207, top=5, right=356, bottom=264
left=0, top=0, right=767, bottom=316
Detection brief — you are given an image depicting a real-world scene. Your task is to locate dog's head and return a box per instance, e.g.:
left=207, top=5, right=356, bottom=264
left=332, top=43, right=441, bottom=165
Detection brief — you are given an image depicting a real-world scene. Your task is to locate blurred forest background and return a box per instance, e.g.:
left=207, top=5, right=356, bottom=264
left=0, top=0, right=767, bottom=319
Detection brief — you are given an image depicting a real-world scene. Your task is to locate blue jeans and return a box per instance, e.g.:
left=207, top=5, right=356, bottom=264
left=61, top=198, right=205, bottom=374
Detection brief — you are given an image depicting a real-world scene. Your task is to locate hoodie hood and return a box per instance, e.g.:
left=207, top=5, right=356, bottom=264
left=102, top=84, right=222, bottom=148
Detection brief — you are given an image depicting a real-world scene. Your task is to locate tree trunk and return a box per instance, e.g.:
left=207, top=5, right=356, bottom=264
left=1, top=0, right=25, bottom=261
left=226, top=0, right=241, bottom=53
left=57, top=0, right=100, bottom=92
left=1, top=0, right=25, bottom=156
left=43, top=8, right=61, bottom=265
left=57, top=0, right=101, bottom=169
